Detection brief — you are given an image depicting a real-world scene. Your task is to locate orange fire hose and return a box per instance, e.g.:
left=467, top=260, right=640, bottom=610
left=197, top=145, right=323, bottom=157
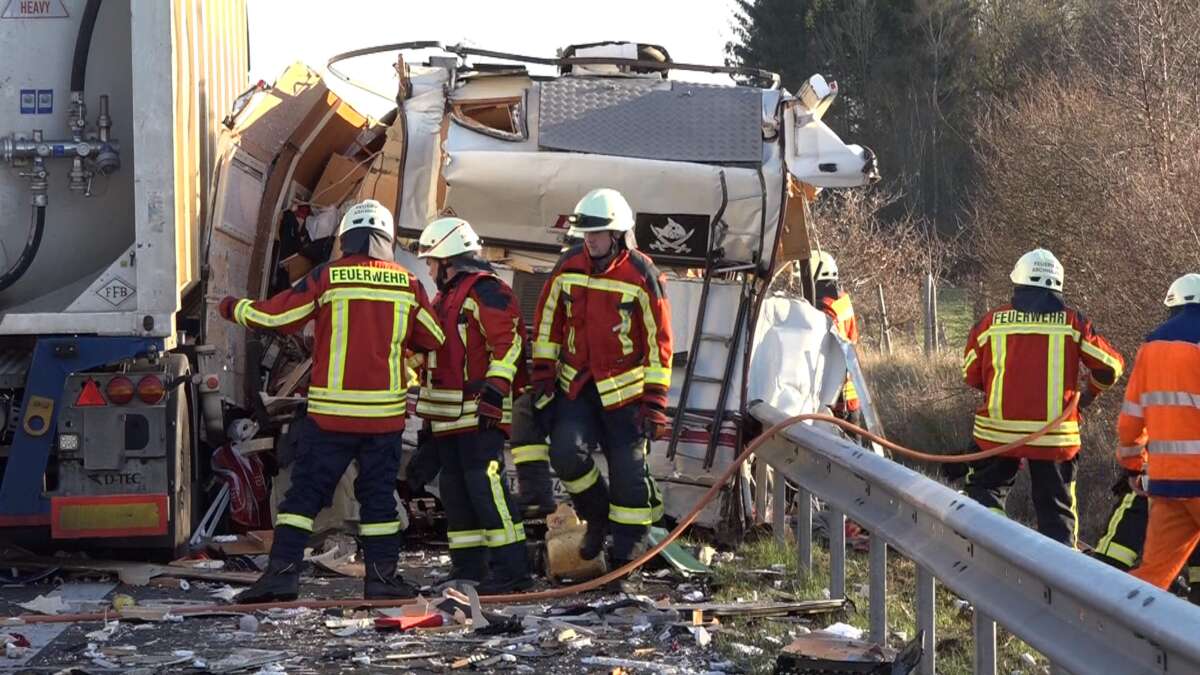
left=9, top=394, right=1078, bottom=624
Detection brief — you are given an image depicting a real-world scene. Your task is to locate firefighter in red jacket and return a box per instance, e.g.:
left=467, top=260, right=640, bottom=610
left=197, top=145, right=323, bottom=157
left=532, top=188, right=673, bottom=574
left=220, top=200, right=445, bottom=602
left=416, top=217, right=532, bottom=593
left=962, top=248, right=1124, bottom=546
left=805, top=250, right=860, bottom=421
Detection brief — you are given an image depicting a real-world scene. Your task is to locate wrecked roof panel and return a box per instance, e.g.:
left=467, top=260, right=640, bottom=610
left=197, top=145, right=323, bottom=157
left=538, top=78, right=763, bottom=163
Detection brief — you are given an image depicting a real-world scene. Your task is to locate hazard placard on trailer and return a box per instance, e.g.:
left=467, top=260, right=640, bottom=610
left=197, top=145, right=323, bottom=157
left=1, top=0, right=69, bottom=19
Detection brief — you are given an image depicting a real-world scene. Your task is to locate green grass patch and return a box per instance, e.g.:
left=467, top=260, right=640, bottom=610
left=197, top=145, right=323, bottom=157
left=709, top=535, right=1047, bottom=674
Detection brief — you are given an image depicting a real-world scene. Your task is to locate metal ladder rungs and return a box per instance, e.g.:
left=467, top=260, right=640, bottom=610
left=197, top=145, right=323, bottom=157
left=689, top=375, right=724, bottom=384
left=714, top=263, right=757, bottom=274
left=698, top=333, right=733, bottom=345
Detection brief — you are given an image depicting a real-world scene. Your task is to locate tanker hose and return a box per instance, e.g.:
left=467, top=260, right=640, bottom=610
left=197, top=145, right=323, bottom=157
left=71, top=0, right=103, bottom=93
left=0, top=206, right=46, bottom=293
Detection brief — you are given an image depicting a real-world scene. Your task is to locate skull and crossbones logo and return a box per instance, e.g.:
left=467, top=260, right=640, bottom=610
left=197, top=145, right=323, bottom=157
left=649, top=218, right=695, bottom=254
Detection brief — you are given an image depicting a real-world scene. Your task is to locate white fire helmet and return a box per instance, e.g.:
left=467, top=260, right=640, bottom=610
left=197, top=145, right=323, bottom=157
left=1010, top=248, right=1064, bottom=290
left=417, top=217, right=483, bottom=259
left=568, top=188, right=635, bottom=233
left=1164, top=273, right=1200, bottom=307
left=337, top=199, right=394, bottom=239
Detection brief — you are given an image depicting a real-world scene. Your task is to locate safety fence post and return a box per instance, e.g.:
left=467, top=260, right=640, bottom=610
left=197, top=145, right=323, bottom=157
left=772, top=469, right=787, bottom=545
left=917, top=565, right=936, bottom=675
left=869, top=537, right=887, bottom=644
left=796, top=488, right=812, bottom=573
left=974, top=609, right=997, bottom=675
left=829, top=508, right=846, bottom=600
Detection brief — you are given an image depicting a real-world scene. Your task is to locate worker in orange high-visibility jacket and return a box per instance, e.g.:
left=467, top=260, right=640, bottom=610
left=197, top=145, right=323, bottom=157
left=415, top=216, right=532, bottom=594
left=802, top=250, right=860, bottom=420
left=532, top=188, right=673, bottom=578
left=219, top=200, right=445, bottom=603
left=1119, top=273, right=1200, bottom=590
left=962, top=248, right=1124, bottom=546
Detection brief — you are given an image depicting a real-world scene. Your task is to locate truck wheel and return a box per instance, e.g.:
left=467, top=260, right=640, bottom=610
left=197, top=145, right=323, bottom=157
left=166, top=355, right=197, bottom=556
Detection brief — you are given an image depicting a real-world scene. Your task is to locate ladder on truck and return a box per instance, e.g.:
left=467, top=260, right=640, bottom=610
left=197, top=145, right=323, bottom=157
left=665, top=173, right=758, bottom=469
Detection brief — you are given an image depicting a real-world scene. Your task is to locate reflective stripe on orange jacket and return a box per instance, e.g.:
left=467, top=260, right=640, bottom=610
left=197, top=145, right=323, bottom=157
left=532, top=246, right=673, bottom=410
left=1117, top=306, right=1200, bottom=497
left=963, top=304, right=1123, bottom=460
left=230, top=254, right=444, bottom=433
left=820, top=293, right=860, bottom=411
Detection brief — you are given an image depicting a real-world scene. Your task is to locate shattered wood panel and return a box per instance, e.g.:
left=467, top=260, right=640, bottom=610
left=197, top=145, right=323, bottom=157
left=538, top=78, right=762, bottom=163
left=231, top=64, right=329, bottom=165
left=354, top=122, right=405, bottom=217
left=778, top=177, right=813, bottom=265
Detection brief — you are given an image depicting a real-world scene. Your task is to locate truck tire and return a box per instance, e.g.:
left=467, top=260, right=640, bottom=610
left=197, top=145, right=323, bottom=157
left=165, top=354, right=198, bottom=556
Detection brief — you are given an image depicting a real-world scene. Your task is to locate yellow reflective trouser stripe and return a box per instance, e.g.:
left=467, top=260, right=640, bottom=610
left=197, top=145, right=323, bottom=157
left=486, top=460, right=518, bottom=546
left=512, top=444, right=550, bottom=464
left=359, top=521, right=401, bottom=536
left=308, top=399, right=408, bottom=418
left=277, top=513, right=314, bottom=531
left=647, top=473, right=663, bottom=522
left=600, top=381, right=644, bottom=408
left=1095, top=492, right=1135, bottom=562
left=486, top=523, right=527, bottom=547
left=988, top=334, right=1006, bottom=420
left=234, top=299, right=315, bottom=328
left=327, top=299, right=348, bottom=390
left=563, top=465, right=600, bottom=494
left=449, top=529, right=486, bottom=549
left=609, top=504, right=653, bottom=526
left=1069, top=480, right=1078, bottom=548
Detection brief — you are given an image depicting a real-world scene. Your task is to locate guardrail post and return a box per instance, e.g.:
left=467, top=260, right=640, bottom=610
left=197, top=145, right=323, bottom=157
left=974, top=609, right=997, bottom=675
left=796, top=488, right=812, bottom=572
left=829, top=508, right=846, bottom=600
left=772, top=468, right=787, bottom=544
left=869, top=536, right=887, bottom=644
left=917, top=565, right=936, bottom=675
left=754, top=460, right=768, bottom=524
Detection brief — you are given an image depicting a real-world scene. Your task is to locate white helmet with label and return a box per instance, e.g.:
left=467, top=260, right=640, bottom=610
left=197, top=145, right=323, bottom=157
left=1010, top=248, right=1064, bottom=290
left=808, top=250, right=839, bottom=282
left=568, top=188, right=635, bottom=233
left=1164, top=273, right=1200, bottom=307
left=418, top=217, right=483, bottom=259
left=338, top=199, right=394, bottom=239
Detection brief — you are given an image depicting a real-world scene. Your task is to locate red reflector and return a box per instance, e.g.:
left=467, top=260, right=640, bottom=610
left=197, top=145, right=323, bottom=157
left=137, top=375, right=165, bottom=405
left=205, top=375, right=220, bottom=390
left=106, top=376, right=134, bottom=405
left=76, top=378, right=106, bottom=407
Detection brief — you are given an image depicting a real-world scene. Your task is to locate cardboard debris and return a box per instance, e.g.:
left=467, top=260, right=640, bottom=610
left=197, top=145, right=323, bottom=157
left=775, top=632, right=924, bottom=675
left=312, top=153, right=368, bottom=207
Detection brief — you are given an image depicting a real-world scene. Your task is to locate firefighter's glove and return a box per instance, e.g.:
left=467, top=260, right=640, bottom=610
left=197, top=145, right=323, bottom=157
left=1079, top=389, right=1097, bottom=410
left=530, top=362, right=557, bottom=407
left=218, top=296, right=238, bottom=321
left=639, top=401, right=670, bottom=442
left=477, top=379, right=506, bottom=431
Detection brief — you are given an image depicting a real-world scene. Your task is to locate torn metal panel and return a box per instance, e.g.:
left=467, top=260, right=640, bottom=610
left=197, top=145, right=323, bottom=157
left=397, top=67, right=451, bottom=231
left=538, top=78, right=763, bottom=163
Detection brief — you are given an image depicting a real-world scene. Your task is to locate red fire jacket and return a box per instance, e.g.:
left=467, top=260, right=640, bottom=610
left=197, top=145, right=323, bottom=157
left=416, top=271, right=528, bottom=436
left=228, top=254, right=444, bottom=433
left=532, top=247, right=673, bottom=410
left=820, top=293, right=860, bottom=412
left=963, top=304, right=1124, bottom=460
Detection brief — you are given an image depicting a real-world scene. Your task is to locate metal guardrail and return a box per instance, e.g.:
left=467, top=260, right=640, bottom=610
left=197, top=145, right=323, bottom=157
left=750, top=402, right=1200, bottom=675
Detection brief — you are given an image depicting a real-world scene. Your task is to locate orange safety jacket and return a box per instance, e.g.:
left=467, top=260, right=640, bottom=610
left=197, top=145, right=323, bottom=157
left=963, top=304, right=1124, bottom=460
left=1116, top=306, right=1200, bottom=497
left=532, top=246, right=673, bottom=410
left=229, top=254, right=445, bottom=434
left=820, top=293, right=860, bottom=412
left=416, top=271, right=528, bottom=436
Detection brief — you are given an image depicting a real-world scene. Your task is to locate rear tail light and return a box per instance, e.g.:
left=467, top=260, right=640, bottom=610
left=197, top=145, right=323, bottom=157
left=106, top=376, right=134, bottom=405
left=137, top=375, right=166, bottom=405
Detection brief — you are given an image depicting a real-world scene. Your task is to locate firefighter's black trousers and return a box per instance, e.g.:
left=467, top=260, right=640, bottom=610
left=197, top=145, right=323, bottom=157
left=435, top=428, right=527, bottom=581
left=271, top=416, right=404, bottom=565
left=549, top=383, right=658, bottom=561
left=965, top=455, right=1078, bottom=546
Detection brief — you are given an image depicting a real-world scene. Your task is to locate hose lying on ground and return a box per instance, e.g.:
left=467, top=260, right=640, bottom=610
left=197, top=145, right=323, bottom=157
left=9, top=394, right=1078, bottom=624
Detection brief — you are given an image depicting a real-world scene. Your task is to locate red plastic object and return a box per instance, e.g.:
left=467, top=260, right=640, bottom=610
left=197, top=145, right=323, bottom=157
left=374, top=613, right=443, bottom=631
left=75, top=378, right=106, bottom=407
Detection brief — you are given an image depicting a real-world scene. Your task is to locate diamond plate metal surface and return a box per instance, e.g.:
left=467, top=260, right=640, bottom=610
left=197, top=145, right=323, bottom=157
left=538, top=78, right=762, bottom=162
